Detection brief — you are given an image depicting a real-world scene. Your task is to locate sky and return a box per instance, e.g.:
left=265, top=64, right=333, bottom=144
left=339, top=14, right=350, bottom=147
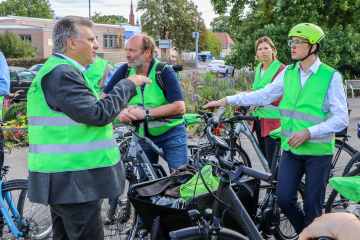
left=42, top=0, right=223, bottom=29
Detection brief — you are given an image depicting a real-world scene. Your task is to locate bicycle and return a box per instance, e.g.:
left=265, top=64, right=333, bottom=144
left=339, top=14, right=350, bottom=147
left=325, top=161, right=360, bottom=214
left=127, top=108, right=304, bottom=240
left=101, top=115, right=183, bottom=240
left=0, top=123, right=52, bottom=239
left=192, top=107, right=357, bottom=210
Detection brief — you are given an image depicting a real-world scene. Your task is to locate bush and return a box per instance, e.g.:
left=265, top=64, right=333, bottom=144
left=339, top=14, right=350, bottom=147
left=0, top=30, right=38, bottom=59
left=3, top=102, right=27, bottom=122
left=7, top=57, right=48, bottom=69
left=2, top=120, right=28, bottom=147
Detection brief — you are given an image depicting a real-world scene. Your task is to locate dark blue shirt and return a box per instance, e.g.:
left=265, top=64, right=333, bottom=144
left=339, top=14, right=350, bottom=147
left=103, top=58, right=184, bottom=103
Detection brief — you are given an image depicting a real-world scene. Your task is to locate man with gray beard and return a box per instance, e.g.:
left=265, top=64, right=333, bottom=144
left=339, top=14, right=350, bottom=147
left=102, top=33, right=188, bottom=188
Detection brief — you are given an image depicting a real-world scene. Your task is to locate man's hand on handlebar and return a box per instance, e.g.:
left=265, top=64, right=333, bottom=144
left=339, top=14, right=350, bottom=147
left=202, top=97, right=228, bottom=109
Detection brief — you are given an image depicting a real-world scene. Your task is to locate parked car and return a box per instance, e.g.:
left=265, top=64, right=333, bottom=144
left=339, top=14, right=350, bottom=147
left=9, top=66, right=36, bottom=101
left=114, top=62, right=127, bottom=70
left=28, top=64, right=43, bottom=75
left=206, top=60, right=235, bottom=76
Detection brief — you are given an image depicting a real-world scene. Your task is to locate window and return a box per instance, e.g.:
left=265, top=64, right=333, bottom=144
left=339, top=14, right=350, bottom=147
left=19, top=35, right=31, bottom=42
left=17, top=70, right=35, bottom=81
left=9, top=71, right=16, bottom=80
left=109, top=35, right=113, bottom=47
left=104, top=35, right=108, bottom=48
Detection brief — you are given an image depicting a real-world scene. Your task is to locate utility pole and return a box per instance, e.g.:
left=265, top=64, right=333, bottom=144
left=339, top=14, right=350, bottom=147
left=89, top=0, right=91, bottom=19
left=193, top=18, right=199, bottom=74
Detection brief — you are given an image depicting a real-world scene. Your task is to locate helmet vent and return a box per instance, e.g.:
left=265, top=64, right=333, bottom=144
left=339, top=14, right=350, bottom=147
left=297, top=31, right=301, bottom=33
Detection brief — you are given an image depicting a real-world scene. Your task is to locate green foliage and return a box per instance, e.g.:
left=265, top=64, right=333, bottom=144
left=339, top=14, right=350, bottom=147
left=180, top=71, right=253, bottom=117
left=137, top=0, right=207, bottom=54
left=0, top=30, right=38, bottom=59
left=211, top=0, right=360, bottom=75
left=210, top=15, right=231, bottom=34
left=0, top=0, right=54, bottom=19
left=2, top=120, right=28, bottom=147
left=205, top=30, right=222, bottom=58
left=7, top=57, right=47, bottom=68
left=3, top=101, right=27, bottom=122
left=91, top=11, right=128, bottom=25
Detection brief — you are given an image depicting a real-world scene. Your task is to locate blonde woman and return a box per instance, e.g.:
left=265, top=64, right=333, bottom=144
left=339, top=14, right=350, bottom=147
left=250, top=36, right=285, bottom=168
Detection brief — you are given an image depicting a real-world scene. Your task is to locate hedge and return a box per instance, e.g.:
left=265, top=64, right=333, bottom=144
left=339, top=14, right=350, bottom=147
left=6, top=57, right=48, bottom=69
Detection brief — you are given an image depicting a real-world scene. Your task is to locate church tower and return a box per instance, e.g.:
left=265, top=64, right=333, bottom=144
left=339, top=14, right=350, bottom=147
left=129, top=0, right=135, bottom=25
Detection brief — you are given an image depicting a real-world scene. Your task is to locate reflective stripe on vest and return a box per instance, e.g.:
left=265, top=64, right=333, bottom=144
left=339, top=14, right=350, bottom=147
left=252, top=61, right=282, bottom=119
left=0, top=96, right=3, bottom=120
left=85, top=57, right=109, bottom=93
left=27, top=55, right=120, bottom=173
left=279, top=62, right=336, bottom=155
left=128, top=59, right=183, bottom=136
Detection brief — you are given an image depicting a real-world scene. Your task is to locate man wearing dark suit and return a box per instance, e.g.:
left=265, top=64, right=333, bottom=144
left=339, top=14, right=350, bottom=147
left=27, top=15, right=151, bottom=239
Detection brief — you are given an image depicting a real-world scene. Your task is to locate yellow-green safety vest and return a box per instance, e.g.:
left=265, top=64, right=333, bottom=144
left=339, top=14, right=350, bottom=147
left=252, top=60, right=283, bottom=119
left=27, top=55, right=120, bottom=173
left=85, top=57, right=114, bottom=96
left=279, top=62, right=336, bottom=155
left=127, top=59, right=183, bottom=136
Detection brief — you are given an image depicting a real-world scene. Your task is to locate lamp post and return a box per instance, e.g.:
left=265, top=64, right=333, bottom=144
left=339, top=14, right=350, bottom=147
left=89, top=0, right=91, bottom=19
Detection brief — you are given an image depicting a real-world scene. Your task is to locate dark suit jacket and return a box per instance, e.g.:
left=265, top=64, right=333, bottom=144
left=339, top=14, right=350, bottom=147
left=28, top=55, right=137, bottom=205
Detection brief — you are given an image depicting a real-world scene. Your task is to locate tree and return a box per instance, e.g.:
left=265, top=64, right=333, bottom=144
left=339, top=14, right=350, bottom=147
left=137, top=0, right=207, bottom=56
left=92, top=11, right=128, bottom=25
left=212, top=0, right=360, bottom=75
left=210, top=15, right=231, bottom=34
left=0, top=0, right=54, bottom=19
left=205, top=30, right=222, bottom=58
left=0, top=30, right=38, bottom=58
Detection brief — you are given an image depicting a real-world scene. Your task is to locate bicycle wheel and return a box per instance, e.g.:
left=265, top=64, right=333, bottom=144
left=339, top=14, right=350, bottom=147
left=102, top=160, right=139, bottom=239
left=1, top=179, right=52, bottom=239
left=324, top=140, right=357, bottom=205
left=170, top=227, right=247, bottom=240
left=193, top=141, right=251, bottom=168
left=325, top=166, right=360, bottom=213
left=342, top=151, right=360, bottom=177
left=274, top=182, right=305, bottom=240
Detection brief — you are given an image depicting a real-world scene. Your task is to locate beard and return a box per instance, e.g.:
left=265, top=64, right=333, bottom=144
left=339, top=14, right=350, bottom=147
left=128, top=54, right=145, bottom=72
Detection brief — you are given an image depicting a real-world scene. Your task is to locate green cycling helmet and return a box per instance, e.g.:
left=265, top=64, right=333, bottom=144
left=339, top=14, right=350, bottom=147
left=288, top=23, right=325, bottom=52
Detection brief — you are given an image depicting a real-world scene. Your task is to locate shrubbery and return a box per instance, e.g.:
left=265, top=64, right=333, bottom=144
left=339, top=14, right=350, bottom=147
left=7, top=57, right=48, bottom=69
left=3, top=101, right=27, bottom=122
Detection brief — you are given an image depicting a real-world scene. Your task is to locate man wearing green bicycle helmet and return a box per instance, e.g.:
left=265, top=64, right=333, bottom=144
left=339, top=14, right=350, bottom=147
left=203, top=23, right=348, bottom=234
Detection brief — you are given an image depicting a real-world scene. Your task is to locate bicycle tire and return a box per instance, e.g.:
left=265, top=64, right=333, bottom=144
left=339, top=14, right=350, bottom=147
left=170, top=226, right=247, bottom=240
left=194, top=142, right=251, bottom=168
left=274, top=181, right=305, bottom=240
left=1, top=179, right=52, bottom=239
left=102, top=161, right=139, bottom=239
left=324, top=140, right=357, bottom=206
left=325, top=166, right=360, bottom=213
left=342, top=151, right=360, bottom=177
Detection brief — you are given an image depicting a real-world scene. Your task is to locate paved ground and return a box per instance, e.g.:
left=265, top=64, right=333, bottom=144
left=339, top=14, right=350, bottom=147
left=3, top=97, right=359, bottom=239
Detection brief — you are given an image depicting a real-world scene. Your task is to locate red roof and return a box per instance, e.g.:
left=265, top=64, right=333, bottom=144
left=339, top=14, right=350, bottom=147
left=215, top=32, right=235, bottom=49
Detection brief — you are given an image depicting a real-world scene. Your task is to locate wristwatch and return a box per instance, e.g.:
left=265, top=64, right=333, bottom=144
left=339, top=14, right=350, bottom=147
left=145, top=109, right=151, bottom=121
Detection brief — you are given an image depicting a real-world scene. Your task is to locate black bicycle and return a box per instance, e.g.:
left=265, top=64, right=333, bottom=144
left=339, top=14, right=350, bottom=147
left=101, top=115, right=183, bottom=240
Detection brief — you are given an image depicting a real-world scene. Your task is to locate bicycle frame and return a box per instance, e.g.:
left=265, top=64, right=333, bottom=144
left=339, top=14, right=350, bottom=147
left=227, top=120, right=270, bottom=173
left=0, top=180, right=23, bottom=238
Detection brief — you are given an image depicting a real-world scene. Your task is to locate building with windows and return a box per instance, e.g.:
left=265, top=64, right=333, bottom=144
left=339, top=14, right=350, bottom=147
left=0, top=16, right=126, bottom=62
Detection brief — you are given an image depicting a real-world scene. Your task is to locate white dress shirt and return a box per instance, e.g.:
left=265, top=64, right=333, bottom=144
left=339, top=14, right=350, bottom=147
left=227, top=57, right=349, bottom=139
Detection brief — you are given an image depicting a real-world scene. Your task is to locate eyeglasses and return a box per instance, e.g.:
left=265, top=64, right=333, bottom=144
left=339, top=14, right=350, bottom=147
left=288, top=40, right=310, bottom=47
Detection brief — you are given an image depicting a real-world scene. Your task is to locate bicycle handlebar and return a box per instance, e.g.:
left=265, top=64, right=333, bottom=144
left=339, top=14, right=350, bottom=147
left=131, top=114, right=183, bottom=125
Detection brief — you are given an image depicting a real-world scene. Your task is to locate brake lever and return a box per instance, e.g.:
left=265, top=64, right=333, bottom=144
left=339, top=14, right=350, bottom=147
left=222, top=166, right=253, bottom=197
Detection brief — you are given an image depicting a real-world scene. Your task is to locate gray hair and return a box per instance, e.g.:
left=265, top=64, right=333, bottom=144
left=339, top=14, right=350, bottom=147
left=52, top=15, right=94, bottom=54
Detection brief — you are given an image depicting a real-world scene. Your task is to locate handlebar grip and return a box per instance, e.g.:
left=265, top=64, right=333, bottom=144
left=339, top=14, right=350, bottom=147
left=213, top=107, right=227, bottom=123
left=198, top=110, right=206, bottom=115
left=237, top=116, right=259, bottom=121
left=165, top=115, right=183, bottom=119
left=242, top=167, right=272, bottom=182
